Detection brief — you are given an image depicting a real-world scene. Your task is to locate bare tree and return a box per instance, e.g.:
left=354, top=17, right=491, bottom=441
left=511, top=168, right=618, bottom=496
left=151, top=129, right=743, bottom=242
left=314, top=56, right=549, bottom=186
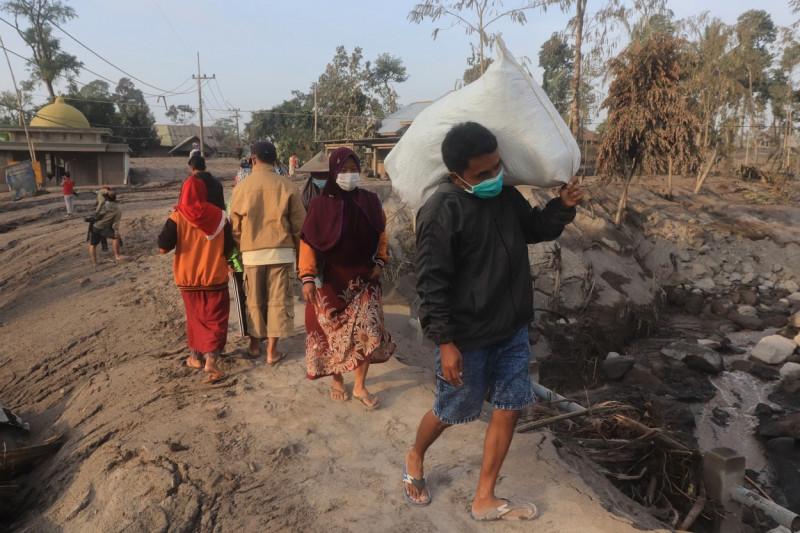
left=408, top=0, right=569, bottom=79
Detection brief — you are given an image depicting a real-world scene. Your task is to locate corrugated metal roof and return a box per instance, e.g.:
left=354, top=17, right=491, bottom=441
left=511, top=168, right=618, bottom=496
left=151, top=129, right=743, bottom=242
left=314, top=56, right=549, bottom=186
left=156, top=124, right=227, bottom=151
left=376, top=101, right=434, bottom=136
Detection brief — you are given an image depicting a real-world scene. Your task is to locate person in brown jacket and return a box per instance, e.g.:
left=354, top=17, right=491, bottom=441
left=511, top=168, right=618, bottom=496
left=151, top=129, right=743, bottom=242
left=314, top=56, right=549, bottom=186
left=229, top=140, right=306, bottom=363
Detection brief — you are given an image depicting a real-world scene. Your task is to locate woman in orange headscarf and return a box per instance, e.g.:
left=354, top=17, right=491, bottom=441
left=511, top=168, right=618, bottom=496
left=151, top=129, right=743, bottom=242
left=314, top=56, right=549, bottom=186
left=158, top=175, right=233, bottom=383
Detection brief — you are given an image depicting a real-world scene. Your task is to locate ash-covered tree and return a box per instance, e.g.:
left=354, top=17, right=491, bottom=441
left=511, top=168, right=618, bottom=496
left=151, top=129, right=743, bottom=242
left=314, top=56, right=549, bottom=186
left=246, top=46, right=408, bottom=162
left=539, top=32, right=574, bottom=118
left=596, top=33, right=701, bottom=224
left=65, top=79, right=116, bottom=128
left=165, top=104, right=196, bottom=125
left=2, top=0, right=82, bottom=101
left=112, top=78, right=158, bottom=155
left=245, top=92, right=315, bottom=162
left=0, top=89, right=32, bottom=126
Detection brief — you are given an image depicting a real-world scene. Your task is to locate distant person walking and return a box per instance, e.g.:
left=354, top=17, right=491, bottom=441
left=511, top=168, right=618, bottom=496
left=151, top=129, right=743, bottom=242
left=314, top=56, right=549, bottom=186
left=289, top=154, right=298, bottom=177
left=229, top=141, right=306, bottom=363
left=189, top=142, right=200, bottom=159
left=403, top=122, right=582, bottom=519
left=235, top=159, right=252, bottom=185
left=61, top=172, right=76, bottom=216
left=89, top=190, right=125, bottom=266
left=299, top=147, right=394, bottom=408
left=158, top=175, right=232, bottom=384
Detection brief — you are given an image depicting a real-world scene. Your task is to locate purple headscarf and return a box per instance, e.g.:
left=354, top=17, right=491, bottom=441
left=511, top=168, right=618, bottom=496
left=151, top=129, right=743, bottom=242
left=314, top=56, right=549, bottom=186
left=301, top=148, right=385, bottom=264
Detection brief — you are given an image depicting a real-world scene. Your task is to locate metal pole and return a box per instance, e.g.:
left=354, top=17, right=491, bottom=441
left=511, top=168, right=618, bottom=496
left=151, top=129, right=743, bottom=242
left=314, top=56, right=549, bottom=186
left=731, top=486, right=800, bottom=531
left=197, top=52, right=204, bottom=157
left=530, top=381, right=586, bottom=413
left=314, top=82, right=318, bottom=143
left=0, top=33, right=36, bottom=163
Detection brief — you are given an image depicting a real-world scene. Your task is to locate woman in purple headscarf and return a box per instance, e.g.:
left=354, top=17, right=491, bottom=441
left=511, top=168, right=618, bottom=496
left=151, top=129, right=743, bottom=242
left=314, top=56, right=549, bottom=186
left=298, top=147, right=395, bottom=409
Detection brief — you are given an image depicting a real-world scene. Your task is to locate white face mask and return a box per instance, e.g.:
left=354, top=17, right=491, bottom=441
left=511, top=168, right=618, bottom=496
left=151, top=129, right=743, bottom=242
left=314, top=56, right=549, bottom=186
left=336, top=172, right=360, bottom=191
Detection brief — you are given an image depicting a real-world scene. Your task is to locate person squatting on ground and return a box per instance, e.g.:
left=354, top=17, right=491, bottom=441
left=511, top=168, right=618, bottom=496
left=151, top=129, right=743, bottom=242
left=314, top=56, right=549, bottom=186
left=298, top=147, right=395, bottom=409
left=88, top=190, right=125, bottom=266
left=61, top=172, right=76, bottom=216
left=158, top=175, right=233, bottom=384
left=229, top=141, right=306, bottom=364
left=403, top=122, right=583, bottom=520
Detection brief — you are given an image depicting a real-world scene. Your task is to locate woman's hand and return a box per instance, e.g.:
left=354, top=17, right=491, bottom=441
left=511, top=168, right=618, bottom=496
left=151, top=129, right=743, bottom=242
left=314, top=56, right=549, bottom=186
left=302, top=282, right=316, bottom=303
left=368, top=264, right=383, bottom=281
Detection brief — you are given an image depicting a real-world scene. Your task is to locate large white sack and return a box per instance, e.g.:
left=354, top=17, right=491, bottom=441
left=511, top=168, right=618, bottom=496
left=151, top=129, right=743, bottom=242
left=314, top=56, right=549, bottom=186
left=385, top=36, right=580, bottom=212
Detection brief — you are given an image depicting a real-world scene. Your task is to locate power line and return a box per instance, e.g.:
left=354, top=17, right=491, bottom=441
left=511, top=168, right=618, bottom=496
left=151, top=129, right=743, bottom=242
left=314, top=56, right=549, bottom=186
left=151, top=0, right=190, bottom=55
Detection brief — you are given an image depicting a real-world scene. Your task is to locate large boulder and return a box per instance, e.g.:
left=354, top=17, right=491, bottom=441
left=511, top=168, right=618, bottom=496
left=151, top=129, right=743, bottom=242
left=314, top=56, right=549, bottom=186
left=751, top=335, right=797, bottom=365
left=759, top=412, right=800, bottom=439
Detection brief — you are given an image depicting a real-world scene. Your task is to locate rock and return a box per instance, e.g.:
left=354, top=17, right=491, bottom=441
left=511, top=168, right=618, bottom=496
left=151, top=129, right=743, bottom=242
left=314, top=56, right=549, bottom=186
left=751, top=335, right=797, bottom=365
left=711, top=298, right=734, bottom=316
left=730, top=359, right=754, bottom=373
left=622, top=364, right=663, bottom=391
left=765, top=437, right=797, bottom=454
left=691, top=264, right=709, bottom=278
left=710, top=407, right=730, bottom=427
left=779, top=280, right=800, bottom=293
left=790, top=311, right=800, bottom=328
left=788, top=292, right=800, bottom=302
left=693, top=278, right=716, bottom=291
left=749, top=363, right=781, bottom=381
left=780, top=362, right=800, bottom=380
left=649, top=397, right=696, bottom=430
left=781, top=377, right=800, bottom=394
left=763, top=314, right=790, bottom=329
left=676, top=250, right=692, bottom=262
left=772, top=264, right=784, bottom=273
left=602, top=354, right=635, bottom=380
left=697, top=338, right=722, bottom=351
left=683, top=293, right=705, bottom=315
left=601, top=237, right=621, bottom=252
left=729, top=272, right=743, bottom=282
left=683, top=350, right=724, bottom=374
left=737, top=305, right=758, bottom=317
left=759, top=412, right=800, bottom=439
left=728, top=311, right=763, bottom=331
left=738, top=289, right=759, bottom=305
left=77, top=278, right=90, bottom=287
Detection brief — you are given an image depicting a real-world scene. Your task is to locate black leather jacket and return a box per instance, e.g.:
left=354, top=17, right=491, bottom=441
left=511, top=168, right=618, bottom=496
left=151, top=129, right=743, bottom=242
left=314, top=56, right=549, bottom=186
left=415, top=181, right=576, bottom=351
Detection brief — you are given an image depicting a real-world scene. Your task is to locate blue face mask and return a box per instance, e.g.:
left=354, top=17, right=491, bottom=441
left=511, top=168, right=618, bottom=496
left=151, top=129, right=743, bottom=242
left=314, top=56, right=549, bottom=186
left=312, top=178, right=327, bottom=189
left=456, top=169, right=504, bottom=199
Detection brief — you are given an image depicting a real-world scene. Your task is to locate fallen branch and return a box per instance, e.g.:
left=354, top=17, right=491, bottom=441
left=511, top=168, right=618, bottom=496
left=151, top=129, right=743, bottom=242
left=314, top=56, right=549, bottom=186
left=517, top=404, right=635, bottom=433
left=613, top=415, right=694, bottom=454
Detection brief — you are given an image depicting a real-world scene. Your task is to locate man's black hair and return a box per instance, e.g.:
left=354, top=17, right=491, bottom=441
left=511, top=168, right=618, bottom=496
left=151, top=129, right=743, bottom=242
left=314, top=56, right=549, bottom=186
left=441, top=121, right=498, bottom=175
left=64, top=171, right=71, bottom=178
left=253, top=152, right=276, bottom=165
left=188, top=155, right=206, bottom=170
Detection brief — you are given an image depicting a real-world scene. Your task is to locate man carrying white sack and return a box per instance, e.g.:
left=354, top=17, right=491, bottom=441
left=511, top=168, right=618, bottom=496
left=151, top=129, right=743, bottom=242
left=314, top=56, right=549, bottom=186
left=403, top=121, right=583, bottom=520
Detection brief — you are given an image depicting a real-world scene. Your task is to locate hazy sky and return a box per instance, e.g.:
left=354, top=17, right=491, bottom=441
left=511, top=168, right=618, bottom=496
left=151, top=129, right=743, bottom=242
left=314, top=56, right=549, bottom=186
left=0, top=0, right=796, bottom=128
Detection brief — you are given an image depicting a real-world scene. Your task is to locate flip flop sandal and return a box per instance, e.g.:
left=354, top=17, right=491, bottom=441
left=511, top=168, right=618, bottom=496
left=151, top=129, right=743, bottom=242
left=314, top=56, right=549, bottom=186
left=329, top=387, right=350, bottom=402
left=470, top=499, right=538, bottom=521
left=353, top=393, right=379, bottom=410
left=402, top=463, right=431, bottom=506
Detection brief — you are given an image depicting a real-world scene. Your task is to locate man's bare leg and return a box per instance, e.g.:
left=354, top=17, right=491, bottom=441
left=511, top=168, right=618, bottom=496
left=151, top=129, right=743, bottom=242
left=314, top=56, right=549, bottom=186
left=89, top=244, right=99, bottom=267
left=266, top=337, right=284, bottom=364
left=248, top=336, right=260, bottom=357
left=405, top=410, right=450, bottom=502
left=471, top=409, right=533, bottom=518
left=112, top=238, right=125, bottom=260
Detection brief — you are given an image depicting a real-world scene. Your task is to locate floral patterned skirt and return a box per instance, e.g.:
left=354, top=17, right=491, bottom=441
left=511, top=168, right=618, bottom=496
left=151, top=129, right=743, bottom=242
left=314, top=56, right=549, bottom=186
left=305, top=263, right=395, bottom=379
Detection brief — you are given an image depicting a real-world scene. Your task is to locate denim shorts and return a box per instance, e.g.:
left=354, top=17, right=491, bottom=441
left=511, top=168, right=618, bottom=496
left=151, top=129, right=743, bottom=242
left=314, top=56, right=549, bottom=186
left=433, top=326, right=534, bottom=425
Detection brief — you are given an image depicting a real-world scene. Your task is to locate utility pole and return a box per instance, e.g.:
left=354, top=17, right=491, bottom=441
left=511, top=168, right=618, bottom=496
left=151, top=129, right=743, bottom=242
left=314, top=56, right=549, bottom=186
left=313, top=82, right=318, bottom=143
left=192, top=52, right=215, bottom=157
left=229, top=107, right=241, bottom=143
